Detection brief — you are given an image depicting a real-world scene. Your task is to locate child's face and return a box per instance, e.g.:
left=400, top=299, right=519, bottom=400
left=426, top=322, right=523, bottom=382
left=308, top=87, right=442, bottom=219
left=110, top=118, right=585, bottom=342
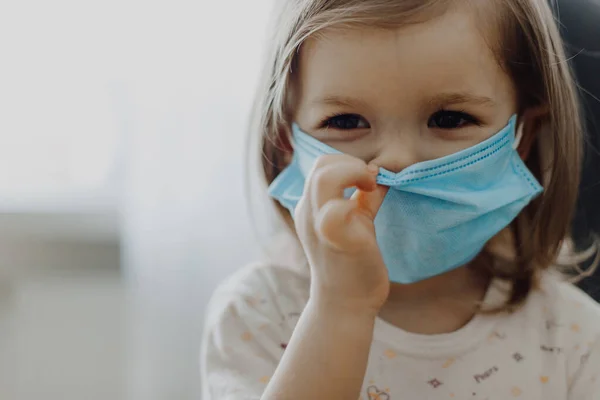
left=293, top=7, right=518, bottom=172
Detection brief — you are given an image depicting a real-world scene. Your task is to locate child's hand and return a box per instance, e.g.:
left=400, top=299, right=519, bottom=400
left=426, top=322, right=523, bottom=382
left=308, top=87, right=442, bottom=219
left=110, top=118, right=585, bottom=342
left=295, top=154, right=390, bottom=314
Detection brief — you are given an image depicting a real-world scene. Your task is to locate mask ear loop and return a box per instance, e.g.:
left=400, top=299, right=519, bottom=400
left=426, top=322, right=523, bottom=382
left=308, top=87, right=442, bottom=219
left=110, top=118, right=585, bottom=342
left=513, top=121, right=524, bottom=151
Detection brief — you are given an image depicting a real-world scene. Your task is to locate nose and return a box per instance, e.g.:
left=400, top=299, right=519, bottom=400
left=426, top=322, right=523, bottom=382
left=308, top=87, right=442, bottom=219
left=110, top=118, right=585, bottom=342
left=369, top=129, right=421, bottom=173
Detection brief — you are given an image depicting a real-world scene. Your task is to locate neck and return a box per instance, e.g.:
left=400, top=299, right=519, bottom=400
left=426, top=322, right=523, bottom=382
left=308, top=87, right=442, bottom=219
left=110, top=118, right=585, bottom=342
left=386, top=265, right=489, bottom=305
left=379, top=263, right=491, bottom=335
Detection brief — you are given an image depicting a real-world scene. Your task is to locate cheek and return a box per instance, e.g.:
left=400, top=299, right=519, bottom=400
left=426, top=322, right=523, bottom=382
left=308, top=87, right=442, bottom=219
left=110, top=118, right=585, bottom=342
left=417, top=135, right=481, bottom=160
left=313, top=123, right=505, bottom=166
left=321, top=137, right=379, bottom=163
left=418, top=124, right=503, bottom=160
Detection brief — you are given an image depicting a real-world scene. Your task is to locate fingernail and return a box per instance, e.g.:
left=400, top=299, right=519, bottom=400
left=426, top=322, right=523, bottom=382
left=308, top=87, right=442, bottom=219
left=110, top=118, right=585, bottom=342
left=367, top=163, right=379, bottom=175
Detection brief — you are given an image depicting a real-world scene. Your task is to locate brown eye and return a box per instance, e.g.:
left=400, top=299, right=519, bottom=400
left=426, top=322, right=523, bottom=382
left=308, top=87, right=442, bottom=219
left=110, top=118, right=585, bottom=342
left=428, top=110, right=478, bottom=129
left=323, top=114, right=370, bottom=130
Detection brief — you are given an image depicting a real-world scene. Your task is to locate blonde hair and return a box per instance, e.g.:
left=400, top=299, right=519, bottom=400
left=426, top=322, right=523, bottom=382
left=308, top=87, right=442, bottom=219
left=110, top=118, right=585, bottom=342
left=247, top=0, right=599, bottom=311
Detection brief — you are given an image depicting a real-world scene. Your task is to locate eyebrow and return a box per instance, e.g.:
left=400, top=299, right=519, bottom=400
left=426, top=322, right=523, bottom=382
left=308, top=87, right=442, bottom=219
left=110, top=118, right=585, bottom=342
left=310, top=95, right=369, bottom=109
left=427, top=92, right=497, bottom=108
left=310, top=92, right=496, bottom=109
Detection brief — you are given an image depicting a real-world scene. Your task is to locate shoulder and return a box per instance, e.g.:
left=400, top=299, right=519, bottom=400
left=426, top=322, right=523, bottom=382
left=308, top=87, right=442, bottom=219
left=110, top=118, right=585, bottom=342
left=501, top=272, right=600, bottom=355
left=201, top=264, right=309, bottom=398
left=516, top=272, right=600, bottom=340
left=520, top=272, right=600, bottom=378
left=532, top=273, right=600, bottom=334
left=536, top=274, right=600, bottom=395
left=204, top=262, right=310, bottom=332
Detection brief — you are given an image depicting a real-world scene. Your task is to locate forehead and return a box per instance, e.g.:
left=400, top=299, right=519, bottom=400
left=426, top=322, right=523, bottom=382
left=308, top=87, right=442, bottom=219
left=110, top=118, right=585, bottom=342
left=296, top=6, right=516, bottom=111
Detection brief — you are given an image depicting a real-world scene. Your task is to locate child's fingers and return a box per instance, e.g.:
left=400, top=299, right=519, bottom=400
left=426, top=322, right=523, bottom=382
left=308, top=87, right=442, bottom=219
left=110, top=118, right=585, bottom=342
left=351, top=184, right=389, bottom=220
left=307, top=155, right=377, bottom=210
left=314, top=198, right=360, bottom=248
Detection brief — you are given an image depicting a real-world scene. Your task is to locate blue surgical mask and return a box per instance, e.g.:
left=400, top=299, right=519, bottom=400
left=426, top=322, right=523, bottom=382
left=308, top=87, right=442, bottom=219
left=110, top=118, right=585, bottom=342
left=268, top=115, right=543, bottom=284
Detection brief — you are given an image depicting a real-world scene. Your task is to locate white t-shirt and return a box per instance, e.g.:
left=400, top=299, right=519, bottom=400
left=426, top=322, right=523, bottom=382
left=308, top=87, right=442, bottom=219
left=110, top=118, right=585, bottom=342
left=201, top=263, right=600, bottom=400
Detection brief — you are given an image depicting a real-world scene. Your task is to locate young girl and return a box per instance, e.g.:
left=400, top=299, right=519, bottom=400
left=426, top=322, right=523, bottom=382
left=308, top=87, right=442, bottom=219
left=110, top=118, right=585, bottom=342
left=202, top=0, right=600, bottom=398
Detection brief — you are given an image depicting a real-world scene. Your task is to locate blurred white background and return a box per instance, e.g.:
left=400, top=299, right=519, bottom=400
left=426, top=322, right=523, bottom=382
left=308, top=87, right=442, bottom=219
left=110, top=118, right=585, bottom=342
left=0, top=1, right=273, bottom=399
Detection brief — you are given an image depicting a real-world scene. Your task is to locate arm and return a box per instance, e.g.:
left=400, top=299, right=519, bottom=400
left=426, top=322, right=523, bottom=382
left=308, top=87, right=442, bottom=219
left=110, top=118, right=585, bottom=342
left=263, top=155, right=389, bottom=399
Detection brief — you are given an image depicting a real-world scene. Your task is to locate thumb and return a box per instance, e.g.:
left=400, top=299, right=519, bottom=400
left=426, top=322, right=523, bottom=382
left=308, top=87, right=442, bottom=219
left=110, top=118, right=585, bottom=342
left=351, top=184, right=389, bottom=220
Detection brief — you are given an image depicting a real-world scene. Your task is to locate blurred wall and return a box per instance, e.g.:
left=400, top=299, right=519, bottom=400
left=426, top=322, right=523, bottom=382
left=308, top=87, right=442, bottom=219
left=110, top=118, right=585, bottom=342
left=120, top=2, right=273, bottom=398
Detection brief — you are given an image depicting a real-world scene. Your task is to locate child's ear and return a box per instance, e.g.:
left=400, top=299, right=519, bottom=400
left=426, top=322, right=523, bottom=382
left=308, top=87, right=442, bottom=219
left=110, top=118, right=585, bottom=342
left=517, top=106, right=549, bottom=161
